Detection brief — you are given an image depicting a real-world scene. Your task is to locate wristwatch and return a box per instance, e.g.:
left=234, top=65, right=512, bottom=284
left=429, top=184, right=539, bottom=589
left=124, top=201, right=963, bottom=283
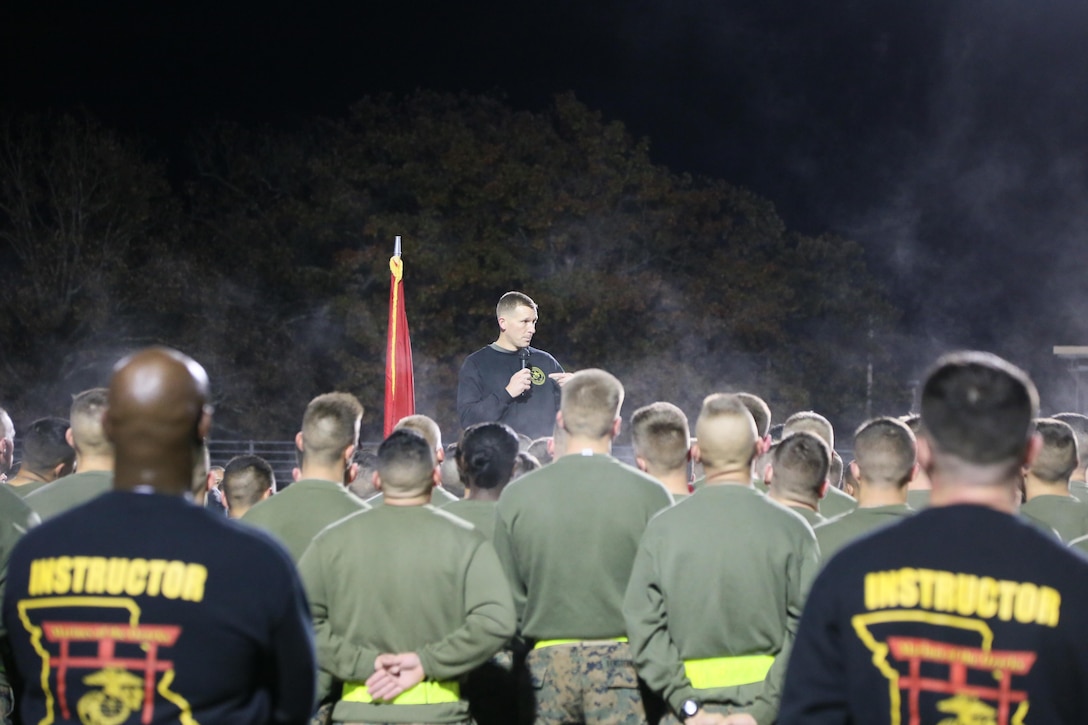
left=680, top=699, right=702, bottom=718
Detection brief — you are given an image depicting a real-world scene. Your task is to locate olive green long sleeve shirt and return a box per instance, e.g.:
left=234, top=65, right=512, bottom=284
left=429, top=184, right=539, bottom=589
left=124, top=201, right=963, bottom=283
left=299, top=504, right=515, bottom=724
left=623, top=484, right=818, bottom=725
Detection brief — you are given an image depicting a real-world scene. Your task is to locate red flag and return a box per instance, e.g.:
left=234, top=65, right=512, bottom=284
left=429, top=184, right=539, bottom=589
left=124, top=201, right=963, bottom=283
left=384, top=240, right=415, bottom=436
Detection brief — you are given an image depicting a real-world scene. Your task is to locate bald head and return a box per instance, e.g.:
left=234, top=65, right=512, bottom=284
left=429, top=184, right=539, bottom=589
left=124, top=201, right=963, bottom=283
left=695, top=393, right=757, bottom=473
left=106, top=347, right=211, bottom=495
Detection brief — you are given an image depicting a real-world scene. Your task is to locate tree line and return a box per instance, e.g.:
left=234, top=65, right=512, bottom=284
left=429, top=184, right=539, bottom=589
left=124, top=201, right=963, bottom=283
left=0, top=91, right=904, bottom=443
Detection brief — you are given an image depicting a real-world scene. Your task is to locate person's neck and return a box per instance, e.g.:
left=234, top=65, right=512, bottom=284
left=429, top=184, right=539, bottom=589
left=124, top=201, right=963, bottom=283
left=651, top=469, right=691, bottom=497
left=112, top=461, right=190, bottom=496
left=298, top=464, right=346, bottom=486
left=1023, top=474, right=1071, bottom=501
left=466, top=486, right=501, bottom=502
left=769, top=491, right=818, bottom=511
left=906, top=475, right=932, bottom=491
left=560, top=435, right=612, bottom=457
left=927, top=476, right=1019, bottom=514
left=856, top=483, right=908, bottom=508
left=383, top=491, right=432, bottom=507
left=703, top=467, right=752, bottom=487
left=75, top=454, right=114, bottom=474
left=492, top=337, right=519, bottom=352
left=7, top=468, right=51, bottom=486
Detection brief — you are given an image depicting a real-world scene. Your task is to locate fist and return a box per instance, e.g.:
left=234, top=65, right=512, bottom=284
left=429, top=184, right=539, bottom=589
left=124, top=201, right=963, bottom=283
left=506, top=368, right=533, bottom=398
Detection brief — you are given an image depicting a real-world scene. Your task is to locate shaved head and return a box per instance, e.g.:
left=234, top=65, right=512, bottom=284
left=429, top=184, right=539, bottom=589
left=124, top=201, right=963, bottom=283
left=784, top=411, right=835, bottom=451
left=106, top=347, right=211, bottom=495
left=695, top=394, right=757, bottom=471
left=0, top=407, right=12, bottom=476
left=70, top=388, right=113, bottom=458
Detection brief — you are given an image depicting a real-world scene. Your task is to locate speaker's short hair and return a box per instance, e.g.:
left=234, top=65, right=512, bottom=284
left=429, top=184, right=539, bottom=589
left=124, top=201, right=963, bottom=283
left=496, top=291, right=537, bottom=320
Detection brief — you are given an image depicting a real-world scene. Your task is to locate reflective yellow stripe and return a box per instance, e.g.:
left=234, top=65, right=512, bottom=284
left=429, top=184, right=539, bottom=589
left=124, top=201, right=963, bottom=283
left=684, top=655, right=775, bottom=688
left=341, top=680, right=460, bottom=704
left=533, top=636, right=628, bottom=649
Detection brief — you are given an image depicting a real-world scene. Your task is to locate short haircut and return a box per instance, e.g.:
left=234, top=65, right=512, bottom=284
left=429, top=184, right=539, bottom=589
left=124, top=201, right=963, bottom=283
left=920, top=351, right=1037, bottom=466
left=301, top=392, right=364, bottom=467
left=21, top=417, right=75, bottom=472
left=772, top=432, right=830, bottom=499
left=853, top=417, right=917, bottom=488
left=560, top=369, right=624, bottom=439
left=527, top=437, right=553, bottom=466
left=496, top=291, right=537, bottom=320
left=458, top=422, right=519, bottom=491
left=394, top=414, right=442, bottom=453
left=1030, top=418, right=1078, bottom=483
left=783, top=411, right=835, bottom=450
left=1053, top=413, right=1088, bottom=469
left=736, top=393, right=771, bottom=438
left=630, top=402, right=690, bottom=472
left=377, top=429, right=436, bottom=497
left=222, top=455, right=276, bottom=511
left=69, top=388, right=112, bottom=457
left=829, top=450, right=844, bottom=488
left=348, top=447, right=380, bottom=500
left=694, top=393, right=757, bottom=470
left=513, top=451, right=541, bottom=479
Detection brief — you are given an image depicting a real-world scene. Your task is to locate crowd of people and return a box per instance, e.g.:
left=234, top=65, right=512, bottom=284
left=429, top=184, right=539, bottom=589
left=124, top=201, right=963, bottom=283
left=2, top=292, right=1088, bottom=725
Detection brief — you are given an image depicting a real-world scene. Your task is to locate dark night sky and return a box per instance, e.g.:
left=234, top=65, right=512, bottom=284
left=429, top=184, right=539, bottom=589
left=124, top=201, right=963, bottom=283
left=5, top=0, right=1088, bottom=406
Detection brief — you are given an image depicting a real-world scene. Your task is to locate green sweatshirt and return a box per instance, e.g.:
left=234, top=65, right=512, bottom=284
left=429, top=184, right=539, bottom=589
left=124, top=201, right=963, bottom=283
left=492, top=452, right=673, bottom=640
left=814, top=503, right=914, bottom=561
left=1070, top=480, right=1088, bottom=505
left=623, top=485, right=819, bottom=725
left=817, top=485, right=857, bottom=518
left=366, top=486, right=459, bottom=507
left=241, top=478, right=369, bottom=562
left=299, top=504, right=516, bottom=724
left=1020, top=494, right=1088, bottom=543
left=906, top=488, right=931, bottom=510
left=3, top=480, right=49, bottom=498
left=25, top=470, right=113, bottom=520
left=788, top=506, right=826, bottom=528
left=442, top=499, right=498, bottom=540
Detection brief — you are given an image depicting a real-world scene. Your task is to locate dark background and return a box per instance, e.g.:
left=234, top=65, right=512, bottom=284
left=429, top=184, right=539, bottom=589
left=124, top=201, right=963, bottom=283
left=4, top=0, right=1088, bottom=431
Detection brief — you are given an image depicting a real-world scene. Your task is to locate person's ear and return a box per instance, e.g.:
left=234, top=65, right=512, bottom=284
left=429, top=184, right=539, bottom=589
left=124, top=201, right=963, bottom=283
left=1024, top=432, right=1043, bottom=469
left=850, top=460, right=861, bottom=483
left=634, top=456, right=649, bottom=473
left=436, top=446, right=445, bottom=464
left=65, top=428, right=75, bottom=448
left=373, top=470, right=383, bottom=491
left=611, top=417, right=622, bottom=439
left=295, top=431, right=305, bottom=453
left=818, top=480, right=829, bottom=499
left=346, top=461, right=359, bottom=484
left=763, top=462, right=774, bottom=483
left=691, top=443, right=703, bottom=464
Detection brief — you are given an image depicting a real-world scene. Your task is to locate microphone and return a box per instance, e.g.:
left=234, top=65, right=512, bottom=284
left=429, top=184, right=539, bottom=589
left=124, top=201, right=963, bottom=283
left=519, top=348, right=531, bottom=370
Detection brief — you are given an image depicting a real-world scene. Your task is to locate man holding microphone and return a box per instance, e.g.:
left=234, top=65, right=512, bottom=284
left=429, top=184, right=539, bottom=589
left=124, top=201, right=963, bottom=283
left=457, top=291, right=571, bottom=439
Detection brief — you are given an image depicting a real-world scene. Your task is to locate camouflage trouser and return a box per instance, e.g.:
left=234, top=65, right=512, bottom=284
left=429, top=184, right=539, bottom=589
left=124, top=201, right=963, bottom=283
left=0, top=684, right=12, bottom=725
left=311, top=700, right=335, bottom=725
left=522, top=641, right=653, bottom=725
